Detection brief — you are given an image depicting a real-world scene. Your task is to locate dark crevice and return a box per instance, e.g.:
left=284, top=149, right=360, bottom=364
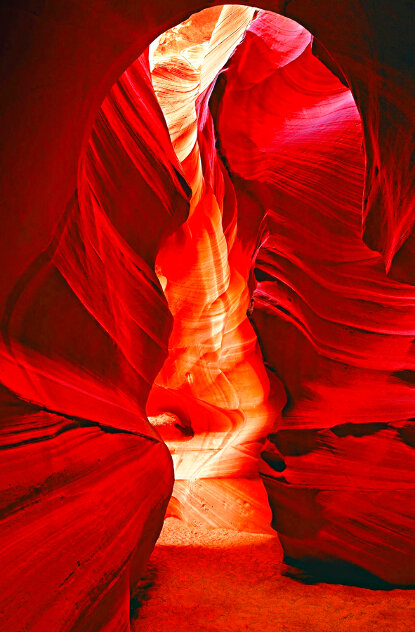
left=0, top=405, right=160, bottom=451
left=283, top=556, right=415, bottom=590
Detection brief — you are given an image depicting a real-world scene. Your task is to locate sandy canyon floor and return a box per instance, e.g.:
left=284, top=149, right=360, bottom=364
left=132, top=518, right=415, bottom=631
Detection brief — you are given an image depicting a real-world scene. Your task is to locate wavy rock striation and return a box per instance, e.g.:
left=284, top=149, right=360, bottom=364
left=147, top=6, right=285, bottom=531
left=214, top=10, right=415, bottom=584
left=0, top=1, right=415, bottom=629
left=0, top=41, right=180, bottom=632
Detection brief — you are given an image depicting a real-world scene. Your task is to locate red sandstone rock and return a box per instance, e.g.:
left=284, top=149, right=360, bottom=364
left=147, top=7, right=285, bottom=530
left=0, top=1, right=415, bottom=629
left=214, top=10, right=415, bottom=584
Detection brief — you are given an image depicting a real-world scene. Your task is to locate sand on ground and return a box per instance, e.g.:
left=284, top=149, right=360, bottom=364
left=132, top=517, right=415, bottom=632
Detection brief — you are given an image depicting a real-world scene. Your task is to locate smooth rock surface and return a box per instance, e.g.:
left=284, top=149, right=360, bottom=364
left=1, top=1, right=415, bottom=628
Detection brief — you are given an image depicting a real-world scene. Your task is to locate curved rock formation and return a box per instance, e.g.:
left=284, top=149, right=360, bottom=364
left=0, top=1, right=414, bottom=629
left=147, top=6, right=285, bottom=531
left=213, top=10, right=415, bottom=585
left=0, top=47, right=181, bottom=632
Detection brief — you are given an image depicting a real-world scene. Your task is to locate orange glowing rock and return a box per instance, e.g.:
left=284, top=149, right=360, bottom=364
left=147, top=7, right=286, bottom=530
left=1, top=2, right=415, bottom=629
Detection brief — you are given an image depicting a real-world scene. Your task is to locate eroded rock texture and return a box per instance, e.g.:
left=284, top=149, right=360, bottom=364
left=0, top=28, right=181, bottom=632
left=0, top=0, right=415, bottom=629
left=147, top=6, right=285, bottom=531
left=213, top=10, right=415, bottom=585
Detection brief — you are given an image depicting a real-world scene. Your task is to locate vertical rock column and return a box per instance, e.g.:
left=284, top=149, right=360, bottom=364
left=146, top=6, right=286, bottom=531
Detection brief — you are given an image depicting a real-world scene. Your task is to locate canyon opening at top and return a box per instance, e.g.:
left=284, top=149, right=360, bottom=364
left=79, top=3, right=415, bottom=583
left=1, top=2, right=414, bottom=630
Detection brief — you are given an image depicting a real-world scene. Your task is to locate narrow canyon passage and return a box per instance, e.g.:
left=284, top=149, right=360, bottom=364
left=1, top=1, right=415, bottom=630
left=146, top=5, right=284, bottom=532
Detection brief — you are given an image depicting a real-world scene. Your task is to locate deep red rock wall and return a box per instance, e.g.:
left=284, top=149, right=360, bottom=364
left=213, top=10, right=415, bottom=584
left=0, top=1, right=414, bottom=629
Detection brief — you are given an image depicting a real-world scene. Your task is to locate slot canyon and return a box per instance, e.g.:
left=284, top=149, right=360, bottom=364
left=0, top=1, right=414, bottom=630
